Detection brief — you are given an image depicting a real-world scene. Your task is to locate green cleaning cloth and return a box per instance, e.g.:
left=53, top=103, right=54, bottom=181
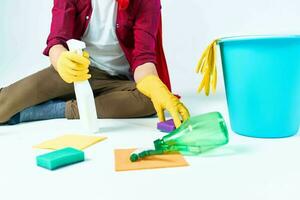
left=36, top=147, right=85, bottom=170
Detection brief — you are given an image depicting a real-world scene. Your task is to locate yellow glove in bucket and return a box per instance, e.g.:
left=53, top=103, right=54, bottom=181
left=196, top=39, right=219, bottom=96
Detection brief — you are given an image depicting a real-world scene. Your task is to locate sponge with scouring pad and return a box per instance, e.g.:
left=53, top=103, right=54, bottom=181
left=36, top=147, right=85, bottom=170
left=157, top=119, right=176, bottom=133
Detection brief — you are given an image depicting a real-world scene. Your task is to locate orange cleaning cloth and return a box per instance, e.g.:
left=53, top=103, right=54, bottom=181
left=114, top=148, right=189, bottom=172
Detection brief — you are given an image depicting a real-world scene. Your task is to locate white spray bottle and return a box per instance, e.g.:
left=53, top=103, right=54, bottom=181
left=66, top=39, right=99, bottom=133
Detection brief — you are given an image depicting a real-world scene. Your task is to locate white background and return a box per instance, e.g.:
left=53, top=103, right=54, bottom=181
left=0, top=1, right=300, bottom=200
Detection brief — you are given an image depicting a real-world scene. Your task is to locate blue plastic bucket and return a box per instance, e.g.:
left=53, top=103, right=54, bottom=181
left=218, top=35, right=300, bottom=138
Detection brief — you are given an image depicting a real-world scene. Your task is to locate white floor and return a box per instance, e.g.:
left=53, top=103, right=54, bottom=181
left=0, top=92, right=299, bottom=200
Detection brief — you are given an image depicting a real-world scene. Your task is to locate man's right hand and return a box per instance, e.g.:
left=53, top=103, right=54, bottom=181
left=56, top=50, right=91, bottom=83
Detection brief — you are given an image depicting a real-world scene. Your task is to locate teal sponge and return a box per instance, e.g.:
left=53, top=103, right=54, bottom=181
left=36, top=147, right=85, bottom=170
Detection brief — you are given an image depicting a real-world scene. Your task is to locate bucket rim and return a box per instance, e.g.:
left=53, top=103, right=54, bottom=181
left=218, top=34, right=300, bottom=44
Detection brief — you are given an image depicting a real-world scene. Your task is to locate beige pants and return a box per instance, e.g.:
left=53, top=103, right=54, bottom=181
left=0, top=66, right=155, bottom=123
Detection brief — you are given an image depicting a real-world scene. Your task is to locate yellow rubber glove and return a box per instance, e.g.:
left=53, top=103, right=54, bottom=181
left=196, top=39, right=219, bottom=96
left=137, top=75, right=190, bottom=128
left=57, top=51, right=91, bottom=83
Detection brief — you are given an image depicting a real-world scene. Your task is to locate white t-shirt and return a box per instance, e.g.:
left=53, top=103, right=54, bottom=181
left=82, top=0, right=131, bottom=77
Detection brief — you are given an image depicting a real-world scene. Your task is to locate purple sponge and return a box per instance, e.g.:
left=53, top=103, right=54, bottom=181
left=157, top=119, right=176, bottom=133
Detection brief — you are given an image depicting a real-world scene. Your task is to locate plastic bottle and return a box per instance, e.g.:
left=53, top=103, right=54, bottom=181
left=66, top=39, right=99, bottom=133
left=130, top=112, right=229, bottom=162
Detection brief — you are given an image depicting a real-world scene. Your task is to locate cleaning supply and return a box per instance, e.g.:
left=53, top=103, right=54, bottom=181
left=33, top=134, right=107, bottom=150
left=130, top=148, right=164, bottom=162
left=200, top=35, right=300, bottom=138
left=67, top=39, right=99, bottom=133
left=130, top=112, right=229, bottom=162
left=157, top=119, right=176, bottom=132
left=196, top=39, right=219, bottom=96
left=36, top=147, right=85, bottom=170
left=115, top=148, right=189, bottom=172
left=137, top=75, right=190, bottom=128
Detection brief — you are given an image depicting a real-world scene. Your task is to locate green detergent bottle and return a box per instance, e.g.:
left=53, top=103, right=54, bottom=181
left=130, top=112, right=229, bottom=162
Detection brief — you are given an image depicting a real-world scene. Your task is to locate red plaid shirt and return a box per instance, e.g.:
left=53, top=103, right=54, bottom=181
left=43, top=0, right=171, bottom=90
